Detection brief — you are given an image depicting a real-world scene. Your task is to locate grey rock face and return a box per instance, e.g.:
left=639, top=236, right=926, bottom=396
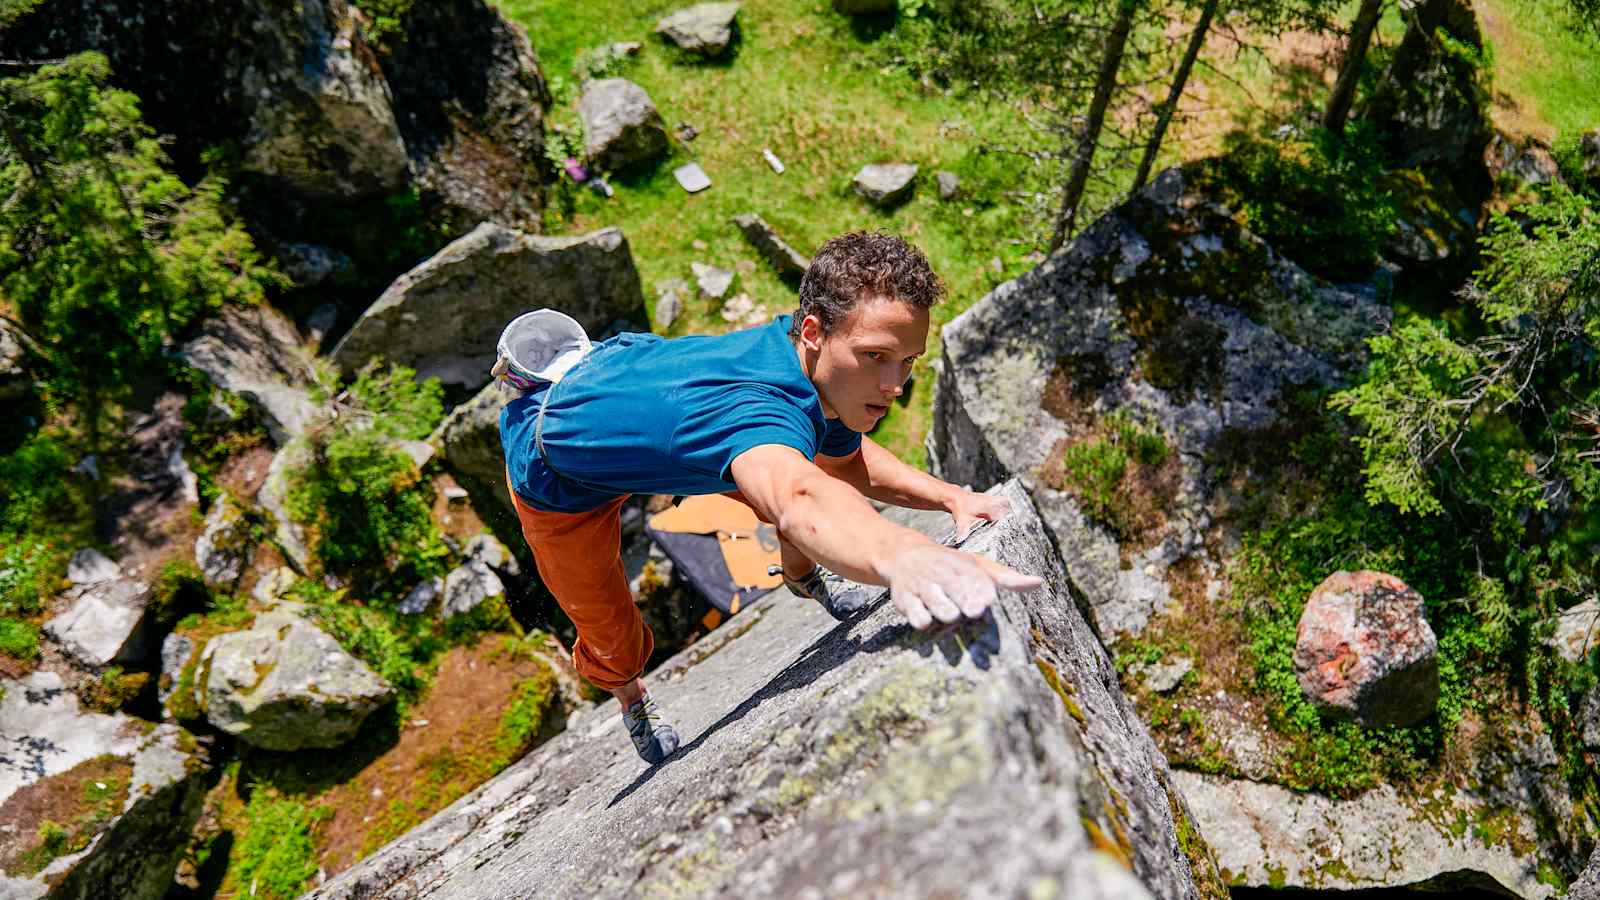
left=853, top=163, right=918, bottom=207
left=197, top=604, right=393, bottom=750
left=252, top=566, right=299, bottom=604
left=928, top=165, right=1388, bottom=640
left=307, top=482, right=1220, bottom=900
left=1583, top=688, right=1600, bottom=750
left=1549, top=597, right=1599, bottom=664
left=0, top=671, right=208, bottom=900
left=240, top=0, right=410, bottom=201
left=332, top=223, right=645, bottom=389
left=439, top=559, right=505, bottom=618
left=43, top=579, right=155, bottom=669
left=579, top=78, right=669, bottom=173
left=279, top=242, right=352, bottom=287
left=194, top=495, right=255, bottom=589
left=376, top=0, right=552, bottom=232
left=67, top=547, right=121, bottom=585
left=1572, top=849, right=1600, bottom=900
left=1293, top=570, right=1439, bottom=727
left=159, top=632, right=197, bottom=707
left=465, top=532, right=519, bottom=575
left=655, top=2, right=741, bottom=57
left=1484, top=133, right=1562, bottom=188
left=178, top=302, right=327, bottom=447
left=257, top=439, right=316, bottom=573
left=1177, top=770, right=1562, bottom=898
left=732, top=213, right=810, bottom=280
left=1582, top=129, right=1600, bottom=182
left=428, top=381, right=516, bottom=517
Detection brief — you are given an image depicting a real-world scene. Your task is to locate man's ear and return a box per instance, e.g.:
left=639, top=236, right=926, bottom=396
left=798, top=313, right=826, bottom=351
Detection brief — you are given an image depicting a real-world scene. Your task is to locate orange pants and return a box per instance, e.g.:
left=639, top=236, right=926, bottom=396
left=508, top=488, right=652, bottom=691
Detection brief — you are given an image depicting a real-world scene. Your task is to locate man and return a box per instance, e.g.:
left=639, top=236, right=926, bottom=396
left=499, top=231, right=1042, bottom=764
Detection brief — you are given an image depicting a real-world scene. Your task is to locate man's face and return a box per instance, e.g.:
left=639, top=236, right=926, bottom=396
left=799, top=295, right=929, bottom=433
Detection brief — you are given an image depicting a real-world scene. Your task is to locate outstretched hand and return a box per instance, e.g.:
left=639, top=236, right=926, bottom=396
left=879, top=544, right=1044, bottom=631
left=948, top=489, right=1015, bottom=543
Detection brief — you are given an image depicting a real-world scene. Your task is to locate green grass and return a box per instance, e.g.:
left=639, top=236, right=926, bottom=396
left=493, top=0, right=1051, bottom=462
left=0, top=617, right=39, bottom=661
left=1477, top=0, right=1600, bottom=142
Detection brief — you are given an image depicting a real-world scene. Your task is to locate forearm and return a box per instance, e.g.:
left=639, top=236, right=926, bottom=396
left=775, top=469, right=939, bottom=586
left=829, top=437, right=960, bottom=511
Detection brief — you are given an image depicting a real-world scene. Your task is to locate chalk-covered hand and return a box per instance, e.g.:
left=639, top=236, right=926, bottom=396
left=947, top=489, right=1014, bottom=543
left=879, top=544, right=1043, bottom=631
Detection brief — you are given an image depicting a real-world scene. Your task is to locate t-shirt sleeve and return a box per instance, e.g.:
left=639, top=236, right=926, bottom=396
left=683, top=386, right=821, bottom=483
left=817, top=417, right=864, bottom=458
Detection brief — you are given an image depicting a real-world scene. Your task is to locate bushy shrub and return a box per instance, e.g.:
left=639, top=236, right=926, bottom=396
left=0, top=431, right=91, bottom=615
left=0, top=617, right=39, bottom=662
left=287, top=363, right=447, bottom=595
left=1211, top=124, right=1399, bottom=282
left=0, top=53, right=281, bottom=426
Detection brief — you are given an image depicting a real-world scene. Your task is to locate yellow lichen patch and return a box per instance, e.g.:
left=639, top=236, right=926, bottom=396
left=1036, top=657, right=1087, bottom=725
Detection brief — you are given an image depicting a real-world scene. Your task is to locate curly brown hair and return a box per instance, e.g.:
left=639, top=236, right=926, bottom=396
left=789, top=231, right=945, bottom=338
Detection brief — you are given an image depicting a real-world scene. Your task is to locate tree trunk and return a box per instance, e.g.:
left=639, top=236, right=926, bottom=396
left=1322, top=0, right=1385, bottom=135
left=1050, top=0, right=1138, bottom=252
left=1131, top=0, right=1219, bottom=191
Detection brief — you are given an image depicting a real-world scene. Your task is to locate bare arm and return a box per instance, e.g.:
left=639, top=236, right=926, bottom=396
left=819, top=437, right=1017, bottom=540
left=731, top=444, right=1042, bottom=629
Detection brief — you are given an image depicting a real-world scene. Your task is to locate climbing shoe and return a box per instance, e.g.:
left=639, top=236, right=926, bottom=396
left=622, top=694, right=680, bottom=764
left=774, top=564, right=873, bottom=621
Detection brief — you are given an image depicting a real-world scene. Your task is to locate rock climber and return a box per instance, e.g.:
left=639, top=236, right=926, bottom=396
left=499, top=231, right=1043, bottom=764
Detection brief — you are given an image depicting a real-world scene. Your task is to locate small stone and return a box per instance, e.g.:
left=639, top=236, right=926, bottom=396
left=762, top=148, right=785, bottom=174
left=692, top=262, right=736, bottom=299
left=655, top=2, right=741, bottom=57
left=279, top=243, right=350, bottom=288
left=852, top=163, right=918, bottom=208
left=732, top=213, right=809, bottom=280
left=465, top=532, right=520, bottom=576
left=1547, top=597, right=1600, bottom=664
left=73, top=454, right=100, bottom=480
left=935, top=170, right=960, bottom=200
left=399, top=576, right=443, bottom=615
left=676, top=122, right=699, bottom=142
left=68, top=548, right=121, bottom=585
left=394, top=439, right=435, bottom=469
left=655, top=278, right=689, bottom=330
left=1581, top=127, right=1600, bottom=181
left=440, top=560, right=505, bottom=619
left=252, top=567, right=298, bottom=604
left=1140, top=657, right=1192, bottom=694
left=674, top=162, right=712, bottom=193
left=443, top=485, right=469, bottom=501
left=720, top=293, right=756, bottom=323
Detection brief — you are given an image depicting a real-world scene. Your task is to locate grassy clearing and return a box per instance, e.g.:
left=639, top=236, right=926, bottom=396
left=1475, top=0, right=1600, bottom=142
left=493, top=0, right=1051, bottom=462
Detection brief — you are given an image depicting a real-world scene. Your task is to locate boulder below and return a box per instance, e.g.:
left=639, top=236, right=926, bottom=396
left=196, top=604, right=393, bottom=751
left=0, top=671, right=208, bottom=900
left=1177, top=769, right=1567, bottom=898
left=307, top=482, right=1222, bottom=899
left=331, top=224, right=645, bottom=390
left=177, top=302, right=327, bottom=447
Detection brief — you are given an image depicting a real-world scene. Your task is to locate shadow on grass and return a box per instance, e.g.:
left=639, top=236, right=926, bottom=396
left=231, top=702, right=404, bottom=799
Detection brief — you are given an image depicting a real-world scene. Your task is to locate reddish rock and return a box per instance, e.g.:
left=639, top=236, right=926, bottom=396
left=1293, top=570, right=1439, bottom=727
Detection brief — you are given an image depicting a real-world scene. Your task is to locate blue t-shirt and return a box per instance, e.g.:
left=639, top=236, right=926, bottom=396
left=500, top=315, right=864, bottom=512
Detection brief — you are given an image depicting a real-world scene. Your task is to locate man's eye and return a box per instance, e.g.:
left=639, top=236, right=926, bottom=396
left=866, top=352, right=884, bottom=361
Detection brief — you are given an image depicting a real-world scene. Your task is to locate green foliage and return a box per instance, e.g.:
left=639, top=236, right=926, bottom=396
left=175, top=366, right=268, bottom=504
left=0, top=53, right=283, bottom=426
left=0, top=430, right=92, bottom=615
left=493, top=662, right=559, bottom=762
left=0, top=0, right=41, bottom=26
left=0, top=617, right=39, bottom=662
left=1212, top=124, right=1398, bottom=281
left=1052, top=414, right=1170, bottom=536
left=231, top=792, right=329, bottom=900
left=346, top=362, right=444, bottom=441
left=352, top=0, right=415, bottom=51
left=286, top=363, right=446, bottom=593
left=306, top=596, right=433, bottom=703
